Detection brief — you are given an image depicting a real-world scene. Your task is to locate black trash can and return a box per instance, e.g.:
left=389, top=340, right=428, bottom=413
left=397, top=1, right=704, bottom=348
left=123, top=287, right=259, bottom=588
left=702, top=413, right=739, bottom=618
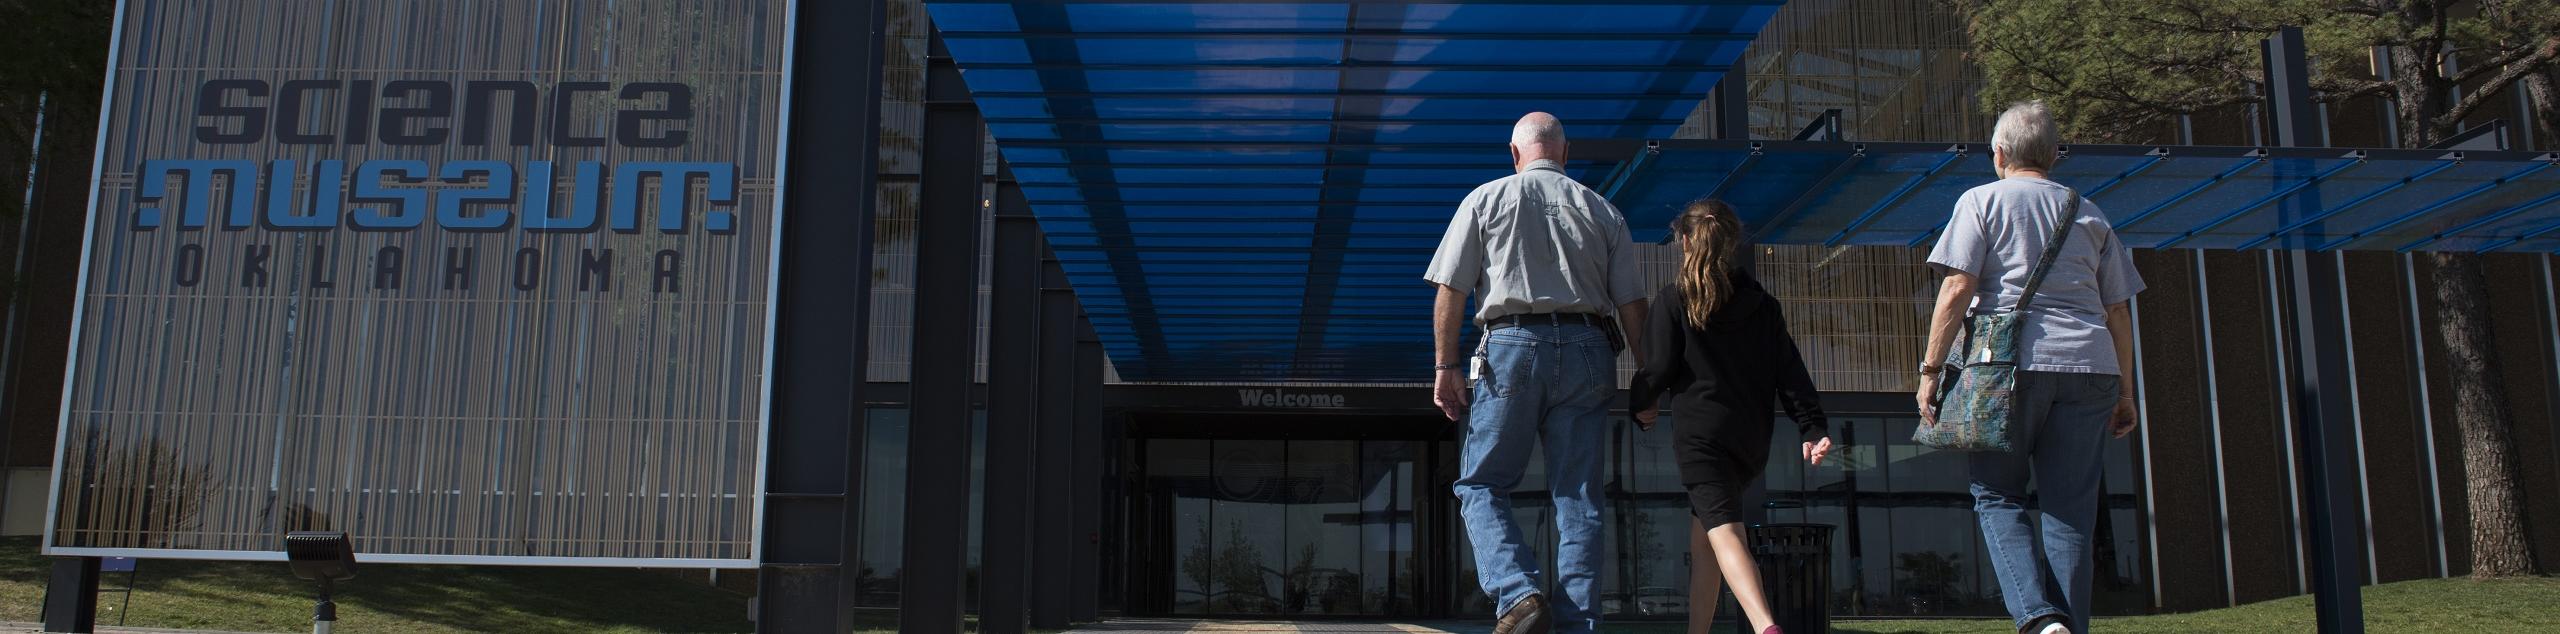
left=1728, top=523, right=1834, bottom=634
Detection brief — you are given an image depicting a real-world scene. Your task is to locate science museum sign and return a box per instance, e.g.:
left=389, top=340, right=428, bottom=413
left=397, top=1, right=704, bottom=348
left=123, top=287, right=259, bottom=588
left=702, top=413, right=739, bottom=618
left=47, top=0, right=795, bottom=567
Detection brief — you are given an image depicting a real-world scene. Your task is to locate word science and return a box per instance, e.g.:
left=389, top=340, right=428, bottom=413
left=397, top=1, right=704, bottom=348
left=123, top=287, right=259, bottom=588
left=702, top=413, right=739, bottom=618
left=135, top=79, right=744, bottom=294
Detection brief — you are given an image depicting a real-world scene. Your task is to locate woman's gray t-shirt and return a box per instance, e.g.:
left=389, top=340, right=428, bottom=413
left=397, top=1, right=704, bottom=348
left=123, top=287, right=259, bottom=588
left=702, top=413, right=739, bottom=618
left=1926, top=176, right=2146, bottom=375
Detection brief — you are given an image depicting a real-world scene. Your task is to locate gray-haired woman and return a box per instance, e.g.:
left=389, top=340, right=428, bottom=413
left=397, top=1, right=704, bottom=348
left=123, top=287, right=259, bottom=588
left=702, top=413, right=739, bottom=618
left=1917, top=101, right=2145, bottom=634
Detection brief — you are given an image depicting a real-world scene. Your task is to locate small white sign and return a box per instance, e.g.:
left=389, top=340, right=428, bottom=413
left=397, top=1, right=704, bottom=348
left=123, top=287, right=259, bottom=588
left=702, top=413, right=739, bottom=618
left=1237, top=389, right=1348, bottom=408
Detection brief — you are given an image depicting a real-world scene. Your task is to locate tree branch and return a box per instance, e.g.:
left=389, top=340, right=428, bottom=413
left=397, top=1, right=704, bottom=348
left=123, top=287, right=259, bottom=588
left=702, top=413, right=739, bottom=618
left=2313, top=78, right=2396, bottom=104
left=2448, top=36, right=2560, bottom=87
left=2441, top=36, right=2560, bottom=124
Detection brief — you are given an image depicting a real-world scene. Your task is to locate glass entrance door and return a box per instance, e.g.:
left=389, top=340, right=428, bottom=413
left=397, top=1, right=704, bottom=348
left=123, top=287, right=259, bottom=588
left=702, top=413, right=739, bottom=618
left=1141, top=438, right=1430, bottom=616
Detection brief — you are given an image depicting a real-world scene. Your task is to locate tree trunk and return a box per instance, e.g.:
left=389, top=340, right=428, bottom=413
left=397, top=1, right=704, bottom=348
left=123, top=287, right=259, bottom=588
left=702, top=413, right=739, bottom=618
left=2425, top=251, right=2542, bottom=579
left=2525, top=69, right=2558, bottom=149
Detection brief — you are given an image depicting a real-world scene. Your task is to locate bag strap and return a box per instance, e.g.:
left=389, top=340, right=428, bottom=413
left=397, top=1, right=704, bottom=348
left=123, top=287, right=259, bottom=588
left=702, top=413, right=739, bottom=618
left=2013, top=189, right=2084, bottom=314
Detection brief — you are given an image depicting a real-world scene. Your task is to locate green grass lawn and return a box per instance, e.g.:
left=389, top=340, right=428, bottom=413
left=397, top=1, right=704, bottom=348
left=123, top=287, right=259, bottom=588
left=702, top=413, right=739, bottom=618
left=0, top=538, right=753, bottom=633
left=0, top=535, right=2549, bottom=633
left=1602, top=575, right=2560, bottom=633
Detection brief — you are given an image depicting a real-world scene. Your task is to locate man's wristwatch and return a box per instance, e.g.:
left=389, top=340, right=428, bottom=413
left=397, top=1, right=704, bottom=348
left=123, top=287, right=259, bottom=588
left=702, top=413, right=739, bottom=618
left=1434, top=362, right=1461, bottom=372
left=1917, top=362, right=1943, bottom=376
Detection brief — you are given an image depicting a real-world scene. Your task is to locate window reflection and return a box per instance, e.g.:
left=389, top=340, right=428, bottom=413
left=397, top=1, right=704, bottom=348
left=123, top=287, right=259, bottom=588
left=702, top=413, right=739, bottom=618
left=1149, top=439, right=1429, bottom=616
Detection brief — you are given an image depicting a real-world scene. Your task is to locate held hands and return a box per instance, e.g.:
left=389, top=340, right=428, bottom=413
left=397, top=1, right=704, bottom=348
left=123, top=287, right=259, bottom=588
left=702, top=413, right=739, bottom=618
left=2110, top=396, right=2139, bottom=438
left=1914, top=373, right=1942, bottom=427
left=1434, top=368, right=1470, bottom=422
left=1633, top=408, right=1658, bottom=431
left=1801, top=437, right=1833, bottom=466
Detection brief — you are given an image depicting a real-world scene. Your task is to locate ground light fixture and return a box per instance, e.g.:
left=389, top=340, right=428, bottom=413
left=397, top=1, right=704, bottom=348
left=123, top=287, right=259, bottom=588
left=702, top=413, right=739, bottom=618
left=283, top=531, right=357, bottom=634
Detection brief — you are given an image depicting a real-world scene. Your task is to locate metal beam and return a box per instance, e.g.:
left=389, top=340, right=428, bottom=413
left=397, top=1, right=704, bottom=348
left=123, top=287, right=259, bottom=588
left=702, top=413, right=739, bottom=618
left=2407, top=187, right=2560, bottom=251
left=2114, top=153, right=2267, bottom=232
left=2467, top=190, right=2560, bottom=253
left=967, top=62, right=1739, bottom=73
left=980, top=165, right=1040, bottom=634
left=1746, top=150, right=1864, bottom=243
left=2317, top=160, right=2552, bottom=251
left=898, top=32, right=986, bottom=634
left=931, top=0, right=1784, bottom=5
left=1034, top=252, right=1081, bottom=628
left=757, top=1, right=887, bottom=631
left=2263, top=25, right=2365, bottom=634
left=2156, top=156, right=2363, bottom=250
left=1073, top=330, right=1108, bottom=621
left=942, top=30, right=1761, bottom=42
left=1713, top=63, right=1749, bottom=141
left=1908, top=152, right=2164, bottom=248
left=2236, top=159, right=2458, bottom=250
left=1824, top=146, right=1964, bottom=247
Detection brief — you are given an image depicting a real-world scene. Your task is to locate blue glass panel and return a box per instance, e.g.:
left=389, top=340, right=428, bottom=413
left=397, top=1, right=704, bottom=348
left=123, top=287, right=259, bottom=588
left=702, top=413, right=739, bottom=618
left=1071, top=39, right=1342, bottom=65
left=1098, top=167, right=1327, bottom=185
left=1112, top=206, right=1321, bottom=220
left=1352, top=39, right=1734, bottom=66
left=1058, top=3, right=1348, bottom=32
left=1108, top=187, right=1324, bottom=203
left=1121, top=221, right=1314, bottom=235
left=1364, top=70, right=1724, bottom=95
left=2288, top=161, right=2542, bottom=249
left=922, top=4, right=1022, bottom=32
left=1089, top=122, right=1335, bottom=143
left=2360, top=167, right=2560, bottom=250
left=1756, top=151, right=1962, bottom=245
left=1344, top=236, right=1445, bottom=250
left=2122, top=157, right=2360, bottom=248
left=1101, top=147, right=1329, bottom=165
left=942, top=37, right=1033, bottom=63
left=1359, top=4, right=1775, bottom=35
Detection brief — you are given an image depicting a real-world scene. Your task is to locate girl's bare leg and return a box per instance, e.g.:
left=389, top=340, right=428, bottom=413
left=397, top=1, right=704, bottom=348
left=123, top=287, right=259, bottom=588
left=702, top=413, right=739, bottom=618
left=1708, top=521, right=1777, bottom=631
left=1687, top=517, right=1723, bottom=634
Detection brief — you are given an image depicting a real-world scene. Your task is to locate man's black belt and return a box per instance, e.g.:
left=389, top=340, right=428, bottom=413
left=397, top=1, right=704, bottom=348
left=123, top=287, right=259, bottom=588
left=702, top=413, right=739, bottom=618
left=1484, top=312, right=1611, bottom=331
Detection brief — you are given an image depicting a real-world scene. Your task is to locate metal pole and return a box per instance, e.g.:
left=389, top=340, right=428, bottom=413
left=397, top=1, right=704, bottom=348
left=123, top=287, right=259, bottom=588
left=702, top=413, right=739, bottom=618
left=1032, top=252, right=1078, bottom=627
left=43, top=556, right=99, bottom=633
left=311, top=579, right=335, bottom=634
left=758, top=0, right=889, bottom=631
left=981, top=164, right=1040, bottom=634
left=899, top=30, right=987, bottom=634
left=1072, top=328, right=1106, bottom=622
left=2263, top=25, right=2367, bottom=634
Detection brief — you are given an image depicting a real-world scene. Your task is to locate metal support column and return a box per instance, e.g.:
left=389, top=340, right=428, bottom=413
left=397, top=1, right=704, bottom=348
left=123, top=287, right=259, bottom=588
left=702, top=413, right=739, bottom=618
left=899, top=31, right=987, bottom=634
left=2264, top=26, right=2367, bottom=634
left=981, top=166, right=1040, bottom=634
left=1072, top=324, right=1106, bottom=621
left=758, top=1, right=888, bottom=631
left=1711, top=65, right=1758, bottom=276
left=1712, top=63, right=1749, bottom=141
left=42, top=557, right=99, bottom=633
left=1032, top=251, right=1078, bottom=628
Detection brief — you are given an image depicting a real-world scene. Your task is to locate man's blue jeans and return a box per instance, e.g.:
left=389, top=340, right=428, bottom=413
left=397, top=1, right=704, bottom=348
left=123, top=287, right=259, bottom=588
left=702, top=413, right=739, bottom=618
left=1970, top=370, right=2120, bottom=633
left=1455, top=321, right=1616, bottom=633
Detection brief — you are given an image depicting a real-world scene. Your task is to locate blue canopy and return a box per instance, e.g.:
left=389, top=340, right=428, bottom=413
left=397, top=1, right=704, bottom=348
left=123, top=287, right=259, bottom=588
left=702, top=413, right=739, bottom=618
left=926, top=1, right=1785, bottom=383
left=1605, top=141, right=2560, bottom=253
left=922, top=1, right=2560, bottom=385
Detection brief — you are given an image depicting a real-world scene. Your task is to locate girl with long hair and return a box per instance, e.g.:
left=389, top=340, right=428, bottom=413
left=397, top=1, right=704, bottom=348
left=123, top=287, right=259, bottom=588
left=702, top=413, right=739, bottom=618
left=1629, top=199, right=1832, bottom=634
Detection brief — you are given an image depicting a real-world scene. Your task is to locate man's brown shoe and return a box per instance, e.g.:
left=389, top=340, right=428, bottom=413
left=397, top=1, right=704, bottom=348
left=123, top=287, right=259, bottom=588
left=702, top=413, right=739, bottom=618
left=1492, top=594, right=1551, bottom=634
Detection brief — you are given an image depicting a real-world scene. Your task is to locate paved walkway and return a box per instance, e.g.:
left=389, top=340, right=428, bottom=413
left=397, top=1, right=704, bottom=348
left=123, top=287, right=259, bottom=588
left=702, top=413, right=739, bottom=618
left=1062, top=621, right=1498, bottom=634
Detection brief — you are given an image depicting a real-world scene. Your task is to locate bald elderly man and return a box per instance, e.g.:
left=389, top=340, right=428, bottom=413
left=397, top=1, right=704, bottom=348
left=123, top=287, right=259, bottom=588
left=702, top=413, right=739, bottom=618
left=1424, top=113, right=1649, bottom=634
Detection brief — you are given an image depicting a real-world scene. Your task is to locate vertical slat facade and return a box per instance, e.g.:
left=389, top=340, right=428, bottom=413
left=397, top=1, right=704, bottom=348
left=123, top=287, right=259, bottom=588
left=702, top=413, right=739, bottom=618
left=52, top=0, right=791, bottom=564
